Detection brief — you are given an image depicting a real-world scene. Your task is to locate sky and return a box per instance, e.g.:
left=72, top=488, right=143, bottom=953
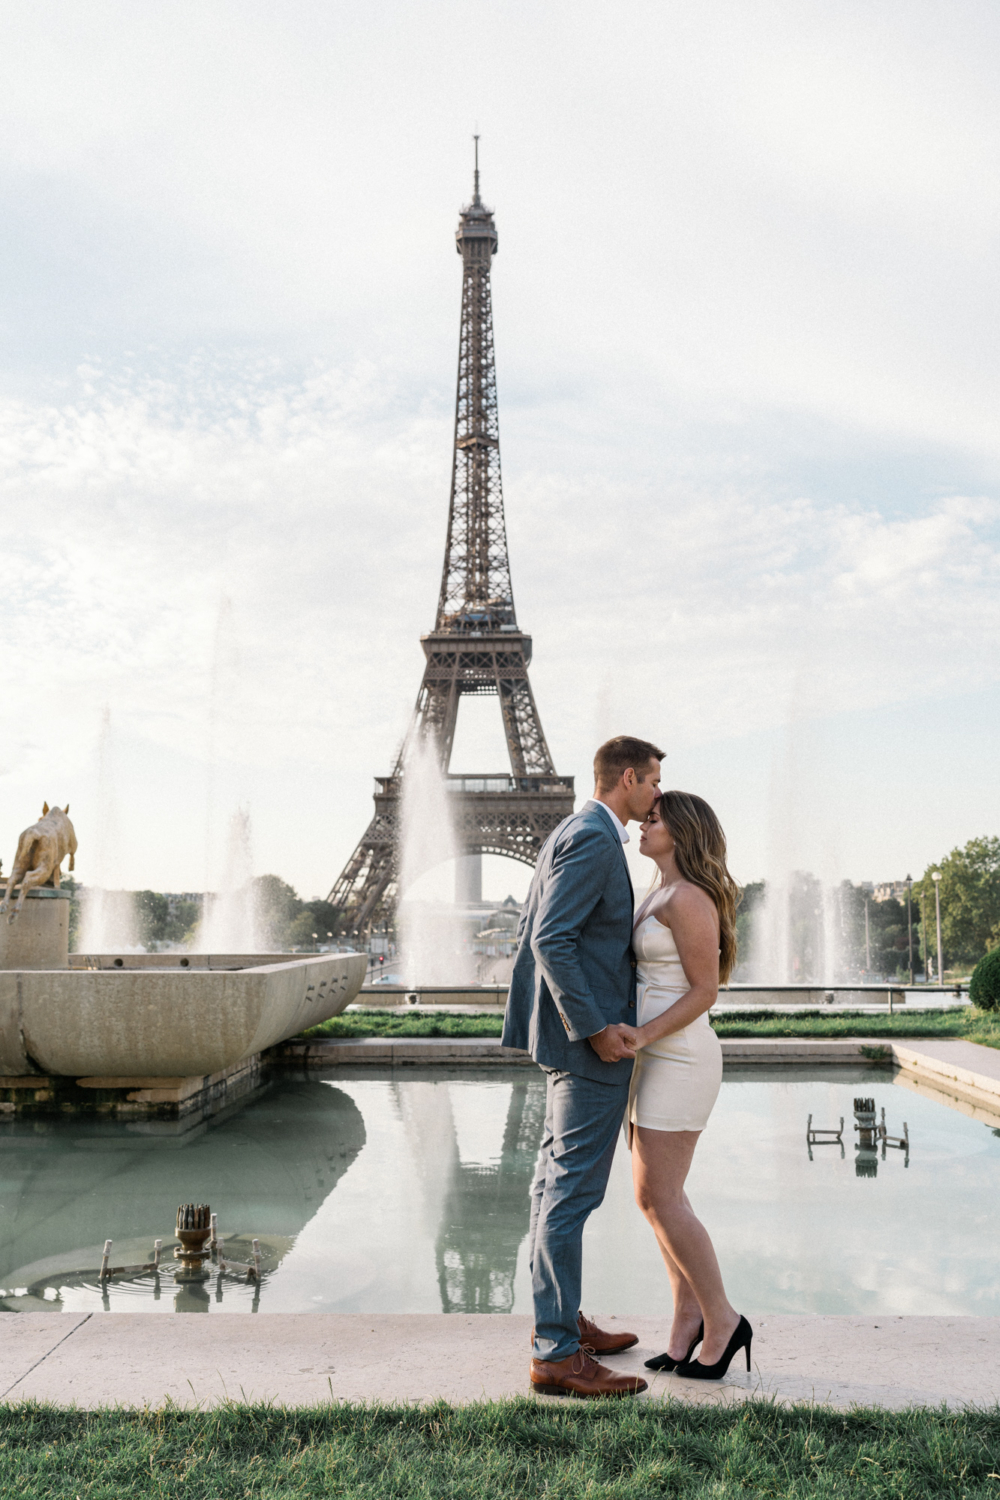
left=1, top=0, right=998, bottom=902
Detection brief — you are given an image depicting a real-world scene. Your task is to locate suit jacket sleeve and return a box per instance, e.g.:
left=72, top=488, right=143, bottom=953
left=529, top=824, right=619, bottom=1042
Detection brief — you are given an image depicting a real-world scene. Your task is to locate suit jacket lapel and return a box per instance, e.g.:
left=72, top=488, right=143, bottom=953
left=618, top=835, right=635, bottom=918
left=581, top=807, right=635, bottom=916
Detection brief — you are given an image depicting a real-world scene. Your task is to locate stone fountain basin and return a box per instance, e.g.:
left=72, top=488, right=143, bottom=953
left=0, top=953, right=367, bottom=1078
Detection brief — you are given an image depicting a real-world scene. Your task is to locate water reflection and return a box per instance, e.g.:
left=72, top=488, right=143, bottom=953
left=806, top=1094, right=911, bottom=1174
left=0, top=1080, right=365, bottom=1306
left=0, top=1069, right=548, bottom=1316
left=369, top=1074, right=545, bottom=1314
left=2, top=1067, right=999, bottom=1318
left=433, top=1077, right=545, bottom=1313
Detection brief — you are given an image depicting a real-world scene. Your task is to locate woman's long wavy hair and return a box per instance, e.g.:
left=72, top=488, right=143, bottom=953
left=656, top=790, right=741, bottom=985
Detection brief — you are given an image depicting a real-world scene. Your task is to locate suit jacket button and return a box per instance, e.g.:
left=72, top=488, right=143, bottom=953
left=628, top=1000, right=635, bottom=1008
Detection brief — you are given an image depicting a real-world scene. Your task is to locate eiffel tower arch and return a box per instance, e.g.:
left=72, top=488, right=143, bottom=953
left=328, top=143, right=574, bottom=937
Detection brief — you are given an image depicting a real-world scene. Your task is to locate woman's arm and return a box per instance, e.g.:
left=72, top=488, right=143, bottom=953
left=626, top=884, right=720, bottom=1048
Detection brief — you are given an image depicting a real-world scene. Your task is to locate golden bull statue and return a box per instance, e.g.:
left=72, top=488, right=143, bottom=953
left=0, top=803, right=77, bottom=920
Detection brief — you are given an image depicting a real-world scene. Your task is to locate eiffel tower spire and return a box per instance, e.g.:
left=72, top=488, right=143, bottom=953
left=327, top=147, right=574, bottom=938
left=436, top=136, right=513, bottom=635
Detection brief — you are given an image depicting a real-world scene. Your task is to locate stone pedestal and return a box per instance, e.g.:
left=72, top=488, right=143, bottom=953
left=0, top=888, right=71, bottom=970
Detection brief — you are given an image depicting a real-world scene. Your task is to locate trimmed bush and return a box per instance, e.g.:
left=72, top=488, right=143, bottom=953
left=970, top=947, right=1000, bottom=1011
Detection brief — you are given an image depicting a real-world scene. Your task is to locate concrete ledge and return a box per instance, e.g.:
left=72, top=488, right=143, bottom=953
left=2, top=1313, right=997, bottom=1410
left=719, top=1038, right=884, bottom=1062
left=2, top=953, right=367, bottom=1079
left=280, top=1035, right=894, bottom=1067
left=277, top=1037, right=534, bottom=1066
left=890, top=1038, right=1000, bottom=1102
left=275, top=1035, right=1000, bottom=1116
left=280, top=1035, right=907, bottom=1066
left=893, top=1065, right=1000, bottom=1129
left=74, top=1056, right=262, bottom=1105
left=0, top=1055, right=264, bottom=1120
left=70, top=953, right=315, bottom=971
left=359, top=985, right=509, bottom=1008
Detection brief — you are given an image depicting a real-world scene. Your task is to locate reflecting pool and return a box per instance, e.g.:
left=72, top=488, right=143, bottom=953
left=2, top=1067, right=998, bottom=1317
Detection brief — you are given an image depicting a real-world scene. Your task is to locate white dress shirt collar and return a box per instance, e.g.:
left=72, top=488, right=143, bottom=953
left=584, top=797, right=630, bottom=844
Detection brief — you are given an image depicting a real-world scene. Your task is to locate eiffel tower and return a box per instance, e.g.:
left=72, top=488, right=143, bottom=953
left=327, top=143, right=575, bottom=938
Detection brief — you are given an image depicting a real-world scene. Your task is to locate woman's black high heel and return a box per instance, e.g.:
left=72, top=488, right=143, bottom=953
left=675, top=1315, right=752, bottom=1381
left=644, top=1321, right=704, bottom=1372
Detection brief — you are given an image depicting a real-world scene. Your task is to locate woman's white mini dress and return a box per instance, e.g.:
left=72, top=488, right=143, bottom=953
left=627, top=912, right=723, bottom=1133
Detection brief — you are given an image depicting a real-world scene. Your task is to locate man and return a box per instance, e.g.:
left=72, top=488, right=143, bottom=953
left=502, top=734, right=664, bottom=1397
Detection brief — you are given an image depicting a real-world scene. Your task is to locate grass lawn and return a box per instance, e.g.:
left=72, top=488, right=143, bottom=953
left=3, top=1399, right=999, bottom=1499
left=304, top=1009, right=509, bottom=1039
left=303, top=1006, right=1000, bottom=1049
left=714, top=1008, right=1000, bottom=1049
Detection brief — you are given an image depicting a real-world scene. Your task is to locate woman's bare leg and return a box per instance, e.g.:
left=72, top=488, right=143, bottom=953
left=632, top=1125, right=738, bottom=1364
left=649, top=1225, right=704, bottom=1360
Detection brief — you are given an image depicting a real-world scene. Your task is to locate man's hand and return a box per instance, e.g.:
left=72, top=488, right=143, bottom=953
left=588, top=1024, right=637, bottom=1063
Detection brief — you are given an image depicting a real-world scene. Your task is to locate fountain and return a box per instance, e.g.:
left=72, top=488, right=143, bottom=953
left=397, top=735, right=474, bottom=989
left=174, top=1203, right=213, bottom=1272
left=0, top=801, right=366, bottom=1117
left=195, top=807, right=270, bottom=953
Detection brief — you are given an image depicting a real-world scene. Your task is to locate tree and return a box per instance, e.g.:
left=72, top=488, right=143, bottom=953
left=733, top=881, right=765, bottom=976
left=135, top=890, right=170, bottom=947
left=62, top=874, right=82, bottom=949
left=134, top=890, right=200, bottom=949
left=251, top=875, right=303, bottom=947
left=864, top=896, right=913, bottom=981
left=970, top=948, right=1000, bottom=1011
left=914, top=837, right=1000, bottom=969
left=165, top=900, right=200, bottom=946
left=286, top=900, right=342, bottom=949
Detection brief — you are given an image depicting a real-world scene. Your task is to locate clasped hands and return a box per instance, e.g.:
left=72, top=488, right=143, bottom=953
left=589, top=1022, right=642, bottom=1063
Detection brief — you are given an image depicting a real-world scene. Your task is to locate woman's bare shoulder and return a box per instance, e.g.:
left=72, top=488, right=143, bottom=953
left=652, top=880, right=717, bottom=927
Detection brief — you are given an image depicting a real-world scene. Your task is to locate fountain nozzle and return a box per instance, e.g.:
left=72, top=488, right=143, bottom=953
left=175, top=1203, right=212, bottom=1272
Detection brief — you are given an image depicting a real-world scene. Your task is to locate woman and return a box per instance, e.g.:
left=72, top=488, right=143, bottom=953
left=621, top=790, right=751, bottom=1380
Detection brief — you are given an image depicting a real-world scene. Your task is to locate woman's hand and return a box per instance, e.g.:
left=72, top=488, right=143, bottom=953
left=616, top=1023, right=642, bottom=1052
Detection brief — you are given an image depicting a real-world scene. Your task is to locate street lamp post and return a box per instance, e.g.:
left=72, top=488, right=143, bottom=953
left=932, top=871, right=943, bottom=985
left=864, top=896, right=871, bottom=973
left=905, top=874, right=913, bottom=986
left=920, top=892, right=931, bottom=981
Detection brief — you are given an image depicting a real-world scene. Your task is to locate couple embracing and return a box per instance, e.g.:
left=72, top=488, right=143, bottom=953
left=502, top=735, right=750, bottom=1397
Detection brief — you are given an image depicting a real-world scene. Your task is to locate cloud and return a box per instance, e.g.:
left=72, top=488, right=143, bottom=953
left=1, top=355, right=998, bottom=893
left=0, top=0, right=998, bottom=893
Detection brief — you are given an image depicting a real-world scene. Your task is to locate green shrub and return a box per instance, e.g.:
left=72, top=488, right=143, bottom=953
left=970, top=947, right=1000, bottom=1011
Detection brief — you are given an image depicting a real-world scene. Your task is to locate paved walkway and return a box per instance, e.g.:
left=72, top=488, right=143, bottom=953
left=2, top=1313, right=998, bottom=1410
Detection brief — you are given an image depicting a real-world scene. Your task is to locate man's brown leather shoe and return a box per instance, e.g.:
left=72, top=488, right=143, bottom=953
left=529, top=1313, right=640, bottom=1355
left=530, top=1348, right=647, bottom=1398
left=578, top=1311, right=639, bottom=1355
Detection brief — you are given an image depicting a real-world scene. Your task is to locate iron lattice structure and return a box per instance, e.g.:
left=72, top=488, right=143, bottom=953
left=327, top=147, right=574, bottom=937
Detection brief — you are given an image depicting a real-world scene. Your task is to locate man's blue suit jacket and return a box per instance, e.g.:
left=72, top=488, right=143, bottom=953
left=501, top=803, right=636, bottom=1085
